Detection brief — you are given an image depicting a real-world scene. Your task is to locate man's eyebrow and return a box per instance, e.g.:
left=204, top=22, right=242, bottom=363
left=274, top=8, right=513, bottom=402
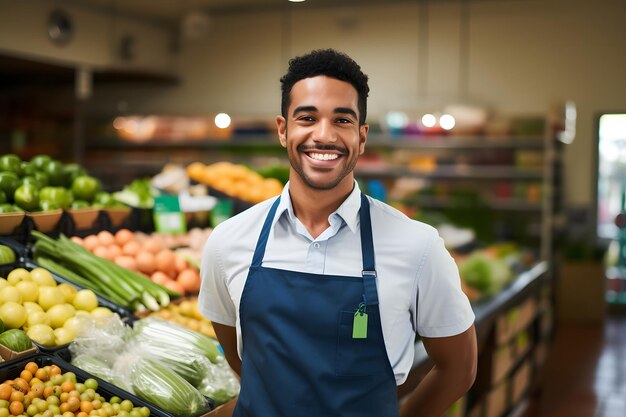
left=291, top=105, right=358, bottom=120
left=292, top=106, right=317, bottom=116
left=334, top=107, right=358, bottom=119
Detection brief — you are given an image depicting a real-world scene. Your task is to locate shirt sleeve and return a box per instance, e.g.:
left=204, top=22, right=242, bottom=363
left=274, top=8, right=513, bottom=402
left=416, top=235, right=475, bottom=337
left=198, top=228, right=237, bottom=326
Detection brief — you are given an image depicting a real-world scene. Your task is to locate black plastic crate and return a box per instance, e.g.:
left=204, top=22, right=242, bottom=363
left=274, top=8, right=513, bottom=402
left=55, top=348, right=215, bottom=416
left=0, top=353, right=172, bottom=417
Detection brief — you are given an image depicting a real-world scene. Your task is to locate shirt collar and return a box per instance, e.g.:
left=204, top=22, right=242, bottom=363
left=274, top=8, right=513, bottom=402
left=272, top=180, right=362, bottom=234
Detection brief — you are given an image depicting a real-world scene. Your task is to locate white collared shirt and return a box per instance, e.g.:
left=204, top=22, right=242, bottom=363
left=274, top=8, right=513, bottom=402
left=199, top=181, right=474, bottom=385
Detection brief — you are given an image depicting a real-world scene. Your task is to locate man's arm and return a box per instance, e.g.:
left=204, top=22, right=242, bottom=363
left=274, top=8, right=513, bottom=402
left=399, top=324, right=477, bottom=417
left=213, top=322, right=242, bottom=377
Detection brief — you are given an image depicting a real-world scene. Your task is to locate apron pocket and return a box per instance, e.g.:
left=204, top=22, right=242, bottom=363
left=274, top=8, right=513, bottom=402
left=336, top=310, right=389, bottom=376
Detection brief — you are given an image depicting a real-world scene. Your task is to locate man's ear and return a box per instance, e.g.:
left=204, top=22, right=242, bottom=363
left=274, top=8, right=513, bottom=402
left=276, top=116, right=287, bottom=147
left=358, top=124, right=369, bottom=155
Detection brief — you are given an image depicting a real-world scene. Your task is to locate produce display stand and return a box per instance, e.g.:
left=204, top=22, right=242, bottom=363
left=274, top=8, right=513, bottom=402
left=0, top=222, right=555, bottom=417
left=0, top=236, right=229, bottom=416
left=52, top=348, right=216, bottom=417
left=0, top=353, right=175, bottom=417
left=399, top=262, right=553, bottom=417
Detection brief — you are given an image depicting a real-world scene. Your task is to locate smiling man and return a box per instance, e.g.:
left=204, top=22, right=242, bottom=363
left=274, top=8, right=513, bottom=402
left=199, top=49, right=477, bottom=417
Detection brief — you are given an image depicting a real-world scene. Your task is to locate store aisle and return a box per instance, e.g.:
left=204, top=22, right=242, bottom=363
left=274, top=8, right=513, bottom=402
left=524, top=314, right=626, bottom=417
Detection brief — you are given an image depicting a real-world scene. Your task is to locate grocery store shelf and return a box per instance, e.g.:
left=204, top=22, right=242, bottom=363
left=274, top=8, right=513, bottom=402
left=355, top=165, right=544, bottom=180
left=85, top=134, right=546, bottom=151
left=407, top=195, right=542, bottom=211
left=365, top=134, right=546, bottom=149
left=409, top=261, right=549, bottom=370
left=473, top=261, right=549, bottom=325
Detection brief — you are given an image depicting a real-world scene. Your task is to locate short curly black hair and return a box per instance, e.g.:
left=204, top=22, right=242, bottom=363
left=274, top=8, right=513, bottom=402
left=280, top=49, right=370, bottom=125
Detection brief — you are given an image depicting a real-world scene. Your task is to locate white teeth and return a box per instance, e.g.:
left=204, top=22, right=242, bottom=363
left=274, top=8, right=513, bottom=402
left=309, top=153, right=339, bottom=161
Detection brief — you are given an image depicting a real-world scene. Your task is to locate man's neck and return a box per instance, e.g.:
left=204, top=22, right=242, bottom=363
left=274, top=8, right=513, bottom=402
left=288, top=178, right=354, bottom=239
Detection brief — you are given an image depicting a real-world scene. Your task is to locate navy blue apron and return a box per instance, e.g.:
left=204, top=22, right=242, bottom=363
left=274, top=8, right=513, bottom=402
left=233, top=194, right=400, bottom=417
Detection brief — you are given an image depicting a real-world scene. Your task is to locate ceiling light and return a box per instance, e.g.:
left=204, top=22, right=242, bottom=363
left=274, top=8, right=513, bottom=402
left=439, top=114, right=456, bottom=130
left=215, top=113, right=231, bottom=129
left=289, top=0, right=306, bottom=2
left=421, top=114, right=436, bottom=128
left=386, top=112, right=409, bottom=130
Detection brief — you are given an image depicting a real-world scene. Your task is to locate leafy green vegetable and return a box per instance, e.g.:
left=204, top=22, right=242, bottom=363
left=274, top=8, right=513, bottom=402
left=458, top=251, right=512, bottom=295
left=113, top=178, right=159, bottom=209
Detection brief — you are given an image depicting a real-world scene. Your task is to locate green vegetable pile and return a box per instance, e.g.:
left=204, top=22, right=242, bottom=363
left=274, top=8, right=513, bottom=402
left=113, top=178, right=160, bottom=209
left=31, top=231, right=177, bottom=312
left=0, top=153, right=126, bottom=212
left=458, top=251, right=513, bottom=296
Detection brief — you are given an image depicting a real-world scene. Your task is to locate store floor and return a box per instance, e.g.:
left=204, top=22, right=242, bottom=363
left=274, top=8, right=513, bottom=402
left=523, top=313, right=626, bottom=417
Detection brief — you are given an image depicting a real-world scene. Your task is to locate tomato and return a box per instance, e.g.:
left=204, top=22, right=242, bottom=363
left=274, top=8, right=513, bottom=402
left=0, top=172, right=20, bottom=201
left=0, top=154, right=22, bottom=175
left=20, top=176, right=41, bottom=188
left=39, top=200, right=61, bottom=211
left=39, top=186, right=73, bottom=209
left=33, top=171, right=49, bottom=188
left=44, top=160, right=65, bottom=186
left=94, top=191, right=113, bottom=207
left=71, top=176, right=101, bottom=203
left=62, top=164, right=87, bottom=188
left=30, top=155, right=51, bottom=170
left=70, top=200, right=90, bottom=209
left=20, top=161, right=37, bottom=176
left=14, top=183, right=40, bottom=211
left=0, top=204, right=23, bottom=213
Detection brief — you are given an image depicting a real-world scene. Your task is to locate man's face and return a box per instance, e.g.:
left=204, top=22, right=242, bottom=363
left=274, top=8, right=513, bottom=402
left=276, top=76, right=368, bottom=191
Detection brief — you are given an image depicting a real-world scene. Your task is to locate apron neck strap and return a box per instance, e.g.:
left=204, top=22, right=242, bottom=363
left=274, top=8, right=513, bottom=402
left=360, top=194, right=375, bottom=273
left=360, top=194, right=379, bottom=306
left=250, top=193, right=378, bottom=299
left=251, top=196, right=282, bottom=268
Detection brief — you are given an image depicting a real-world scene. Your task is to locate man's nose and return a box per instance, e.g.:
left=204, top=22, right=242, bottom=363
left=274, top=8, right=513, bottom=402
left=313, top=119, right=336, bottom=143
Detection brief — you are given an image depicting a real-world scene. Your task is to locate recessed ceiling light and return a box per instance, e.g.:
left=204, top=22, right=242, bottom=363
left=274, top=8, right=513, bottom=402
left=215, top=113, right=231, bottom=129
left=289, top=0, right=306, bottom=3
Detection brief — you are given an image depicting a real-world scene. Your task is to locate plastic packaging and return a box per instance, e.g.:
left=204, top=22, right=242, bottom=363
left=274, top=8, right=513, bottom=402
left=67, top=315, right=239, bottom=413
left=133, top=317, right=221, bottom=363
left=129, top=357, right=208, bottom=417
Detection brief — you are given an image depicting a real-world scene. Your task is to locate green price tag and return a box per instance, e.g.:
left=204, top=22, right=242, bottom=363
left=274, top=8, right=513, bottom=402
left=153, top=195, right=187, bottom=234
left=352, top=311, right=368, bottom=339
left=211, top=199, right=233, bottom=227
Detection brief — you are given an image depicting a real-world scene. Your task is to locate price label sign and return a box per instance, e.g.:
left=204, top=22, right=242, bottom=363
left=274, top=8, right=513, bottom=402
left=153, top=195, right=187, bottom=234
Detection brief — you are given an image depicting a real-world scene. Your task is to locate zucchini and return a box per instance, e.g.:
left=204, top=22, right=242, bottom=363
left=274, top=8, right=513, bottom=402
left=130, top=358, right=207, bottom=417
left=134, top=318, right=222, bottom=364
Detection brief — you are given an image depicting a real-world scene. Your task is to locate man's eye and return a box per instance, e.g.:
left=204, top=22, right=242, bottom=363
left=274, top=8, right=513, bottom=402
left=336, top=118, right=352, bottom=124
left=298, top=116, right=315, bottom=122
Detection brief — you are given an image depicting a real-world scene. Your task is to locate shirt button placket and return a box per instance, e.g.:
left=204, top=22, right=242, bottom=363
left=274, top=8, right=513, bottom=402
left=307, top=241, right=325, bottom=273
